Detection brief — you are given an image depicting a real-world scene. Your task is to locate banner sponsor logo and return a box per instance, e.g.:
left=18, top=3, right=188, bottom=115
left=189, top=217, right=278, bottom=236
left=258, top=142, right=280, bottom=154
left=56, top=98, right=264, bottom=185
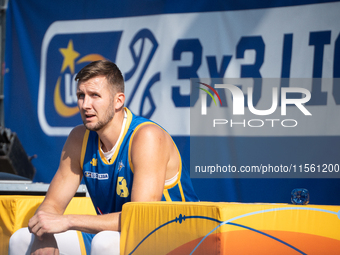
left=37, top=3, right=340, bottom=136
left=38, top=20, right=123, bottom=136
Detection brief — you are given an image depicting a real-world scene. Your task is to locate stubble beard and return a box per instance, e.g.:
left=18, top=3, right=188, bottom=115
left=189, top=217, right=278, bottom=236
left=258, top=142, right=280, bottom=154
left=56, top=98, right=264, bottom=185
left=83, top=106, right=115, bottom=132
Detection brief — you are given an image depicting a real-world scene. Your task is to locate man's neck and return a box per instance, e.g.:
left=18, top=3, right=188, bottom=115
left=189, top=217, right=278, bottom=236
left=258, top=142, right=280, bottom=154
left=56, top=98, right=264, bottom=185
left=97, top=109, right=125, bottom=153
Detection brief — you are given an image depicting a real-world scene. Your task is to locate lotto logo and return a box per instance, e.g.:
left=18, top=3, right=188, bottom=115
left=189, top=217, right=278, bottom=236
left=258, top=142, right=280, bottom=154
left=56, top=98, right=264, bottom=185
left=84, top=171, right=109, bottom=180
left=38, top=20, right=122, bottom=136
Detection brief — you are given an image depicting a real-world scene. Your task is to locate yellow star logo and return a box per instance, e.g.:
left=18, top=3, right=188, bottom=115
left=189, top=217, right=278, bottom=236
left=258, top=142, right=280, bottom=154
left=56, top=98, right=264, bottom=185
left=59, top=40, right=80, bottom=74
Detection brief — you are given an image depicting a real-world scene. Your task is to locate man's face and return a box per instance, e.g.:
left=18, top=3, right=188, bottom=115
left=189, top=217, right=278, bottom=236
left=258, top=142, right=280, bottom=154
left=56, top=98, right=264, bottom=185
left=77, top=76, right=115, bottom=131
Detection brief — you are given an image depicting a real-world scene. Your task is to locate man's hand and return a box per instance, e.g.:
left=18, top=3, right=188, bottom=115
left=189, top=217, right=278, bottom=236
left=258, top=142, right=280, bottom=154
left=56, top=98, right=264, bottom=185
left=28, top=211, right=70, bottom=239
left=30, top=234, right=59, bottom=255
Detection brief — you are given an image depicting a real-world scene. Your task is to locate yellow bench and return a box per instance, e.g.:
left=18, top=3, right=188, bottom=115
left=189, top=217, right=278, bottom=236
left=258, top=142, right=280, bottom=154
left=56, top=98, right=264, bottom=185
left=1, top=196, right=340, bottom=254
left=0, top=195, right=96, bottom=254
left=121, top=202, right=340, bottom=254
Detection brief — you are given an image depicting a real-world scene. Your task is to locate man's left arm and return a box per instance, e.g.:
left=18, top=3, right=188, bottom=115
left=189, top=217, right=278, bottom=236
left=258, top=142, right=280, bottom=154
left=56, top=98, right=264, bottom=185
left=130, top=124, right=174, bottom=202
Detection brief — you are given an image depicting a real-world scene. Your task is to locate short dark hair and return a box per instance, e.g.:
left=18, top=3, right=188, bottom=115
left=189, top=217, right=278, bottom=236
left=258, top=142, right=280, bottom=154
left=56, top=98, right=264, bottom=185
left=75, top=60, right=124, bottom=93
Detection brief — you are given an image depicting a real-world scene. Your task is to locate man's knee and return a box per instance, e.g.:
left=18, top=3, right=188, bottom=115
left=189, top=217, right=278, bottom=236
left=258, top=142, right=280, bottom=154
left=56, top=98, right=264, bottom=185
left=91, top=231, right=120, bottom=255
left=9, top=227, right=32, bottom=246
left=9, top=228, right=33, bottom=255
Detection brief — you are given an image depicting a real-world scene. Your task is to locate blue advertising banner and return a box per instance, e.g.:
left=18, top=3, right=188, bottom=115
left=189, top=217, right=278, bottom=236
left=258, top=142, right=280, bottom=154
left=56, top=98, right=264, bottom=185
left=4, top=0, right=340, bottom=204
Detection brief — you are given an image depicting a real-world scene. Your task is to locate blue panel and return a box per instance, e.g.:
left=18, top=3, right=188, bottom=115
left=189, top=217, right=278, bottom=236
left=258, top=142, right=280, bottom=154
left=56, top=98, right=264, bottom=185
left=173, top=136, right=340, bottom=205
left=4, top=0, right=340, bottom=205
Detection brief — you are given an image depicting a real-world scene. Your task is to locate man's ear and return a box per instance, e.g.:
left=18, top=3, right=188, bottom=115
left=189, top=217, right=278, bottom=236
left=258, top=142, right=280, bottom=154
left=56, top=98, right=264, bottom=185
left=115, top=92, right=125, bottom=110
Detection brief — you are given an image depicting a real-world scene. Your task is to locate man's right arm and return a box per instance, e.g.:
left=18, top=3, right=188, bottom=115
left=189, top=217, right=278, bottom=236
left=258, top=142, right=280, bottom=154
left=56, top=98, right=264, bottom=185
left=28, top=125, right=86, bottom=252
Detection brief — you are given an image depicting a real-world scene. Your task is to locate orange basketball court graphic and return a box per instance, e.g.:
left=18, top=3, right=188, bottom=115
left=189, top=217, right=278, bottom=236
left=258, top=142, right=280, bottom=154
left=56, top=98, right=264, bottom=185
left=121, top=202, right=340, bottom=255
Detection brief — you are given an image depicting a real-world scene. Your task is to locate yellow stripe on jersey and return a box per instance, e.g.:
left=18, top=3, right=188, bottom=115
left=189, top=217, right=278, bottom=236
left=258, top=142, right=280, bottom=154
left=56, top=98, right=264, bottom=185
left=76, top=231, right=87, bottom=255
left=178, top=181, right=186, bottom=202
left=163, top=155, right=181, bottom=190
left=163, top=135, right=182, bottom=190
left=128, top=116, right=185, bottom=202
left=80, top=130, right=90, bottom=170
left=128, top=121, right=155, bottom=173
left=163, top=189, right=172, bottom=202
left=128, top=120, right=183, bottom=185
left=98, top=107, right=133, bottom=165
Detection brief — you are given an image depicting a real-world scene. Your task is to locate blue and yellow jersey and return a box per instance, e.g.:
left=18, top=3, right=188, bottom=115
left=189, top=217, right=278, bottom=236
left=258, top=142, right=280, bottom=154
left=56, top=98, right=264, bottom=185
left=80, top=108, right=198, bottom=215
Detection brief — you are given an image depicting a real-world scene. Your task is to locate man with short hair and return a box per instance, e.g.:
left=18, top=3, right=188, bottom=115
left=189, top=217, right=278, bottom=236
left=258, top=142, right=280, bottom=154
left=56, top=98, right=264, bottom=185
left=9, top=60, right=198, bottom=255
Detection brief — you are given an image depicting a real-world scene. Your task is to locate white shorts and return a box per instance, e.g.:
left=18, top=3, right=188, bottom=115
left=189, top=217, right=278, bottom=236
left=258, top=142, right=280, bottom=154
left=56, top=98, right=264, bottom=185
left=8, top=228, right=120, bottom=255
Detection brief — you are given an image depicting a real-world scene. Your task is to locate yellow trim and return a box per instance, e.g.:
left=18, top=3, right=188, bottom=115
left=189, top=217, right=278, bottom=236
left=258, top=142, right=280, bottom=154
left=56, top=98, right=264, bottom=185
left=76, top=231, right=87, bottom=255
left=80, top=130, right=90, bottom=169
left=163, top=140, right=182, bottom=190
left=178, top=181, right=186, bottom=202
left=128, top=119, right=182, bottom=188
left=163, top=189, right=172, bottom=201
left=98, top=107, right=133, bottom=165
left=128, top=121, right=156, bottom=173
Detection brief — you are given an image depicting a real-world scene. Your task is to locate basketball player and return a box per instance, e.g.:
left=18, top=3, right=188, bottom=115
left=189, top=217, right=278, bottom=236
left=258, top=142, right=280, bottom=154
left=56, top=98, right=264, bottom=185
left=9, top=60, right=198, bottom=254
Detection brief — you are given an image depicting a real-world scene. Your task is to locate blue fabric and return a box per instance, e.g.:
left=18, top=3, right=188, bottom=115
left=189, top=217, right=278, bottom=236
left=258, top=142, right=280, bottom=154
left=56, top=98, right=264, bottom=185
left=82, top=108, right=198, bottom=215
left=81, top=232, right=95, bottom=255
